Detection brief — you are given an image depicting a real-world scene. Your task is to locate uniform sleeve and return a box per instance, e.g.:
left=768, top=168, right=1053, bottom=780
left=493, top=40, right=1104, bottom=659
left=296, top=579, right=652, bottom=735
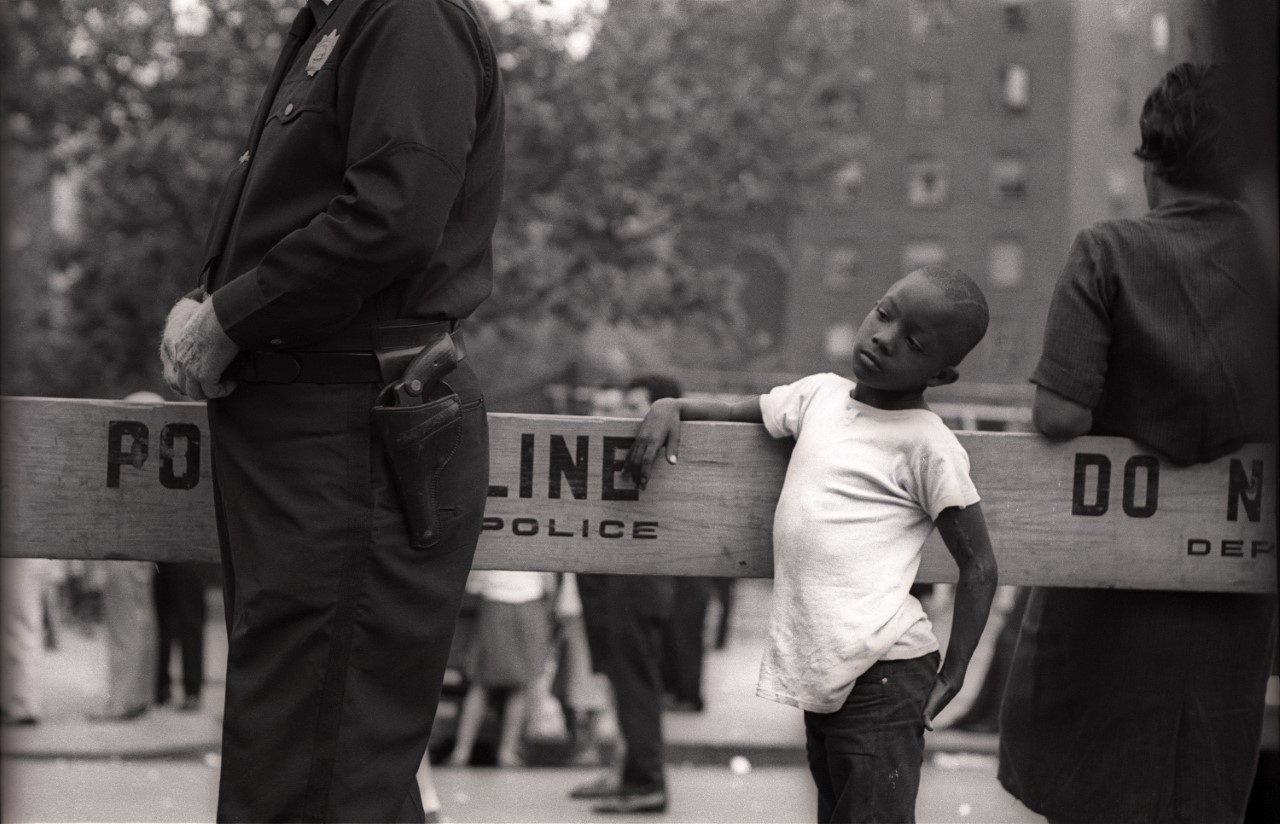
left=910, top=427, right=981, bottom=521
left=213, top=0, right=488, bottom=348
left=759, top=373, right=833, bottom=440
left=1030, top=229, right=1115, bottom=409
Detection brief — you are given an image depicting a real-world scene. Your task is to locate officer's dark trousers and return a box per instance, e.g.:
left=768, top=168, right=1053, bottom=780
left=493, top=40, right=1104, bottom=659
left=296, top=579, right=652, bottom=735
left=208, top=362, right=488, bottom=823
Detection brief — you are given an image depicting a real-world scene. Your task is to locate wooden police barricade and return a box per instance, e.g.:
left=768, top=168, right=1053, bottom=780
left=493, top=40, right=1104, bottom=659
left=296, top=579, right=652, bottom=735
left=0, top=396, right=1274, bottom=593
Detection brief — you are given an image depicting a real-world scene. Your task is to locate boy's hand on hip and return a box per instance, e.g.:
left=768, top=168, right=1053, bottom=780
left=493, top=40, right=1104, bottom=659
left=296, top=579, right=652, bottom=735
left=624, top=398, right=682, bottom=490
left=922, top=671, right=962, bottom=731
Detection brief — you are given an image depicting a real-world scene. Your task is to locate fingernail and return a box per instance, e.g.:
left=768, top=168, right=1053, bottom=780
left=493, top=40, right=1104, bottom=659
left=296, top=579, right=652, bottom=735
left=668, top=455, right=677, bottom=464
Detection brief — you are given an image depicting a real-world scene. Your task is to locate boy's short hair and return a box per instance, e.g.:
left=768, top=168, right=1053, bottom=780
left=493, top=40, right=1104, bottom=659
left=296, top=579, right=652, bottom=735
left=1133, top=62, right=1231, bottom=194
left=916, top=263, right=989, bottom=361
left=627, top=374, right=682, bottom=402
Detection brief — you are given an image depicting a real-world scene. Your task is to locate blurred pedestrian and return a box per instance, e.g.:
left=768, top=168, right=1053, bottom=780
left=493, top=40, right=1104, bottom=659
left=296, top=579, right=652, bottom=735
left=415, top=755, right=444, bottom=823
left=944, top=586, right=1028, bottom=734
left=619, top=378, right=715, bottom=715
left=999, top=63, right=1278, bottom=824
left=152, top=562, right=210, bottom=712
left=157, top=0, right=504, bottom=818
left=569, top=378, right=679, bottom=814
left=92, top=559, right=157, bottom=721
left=551, top=572, right=615, bottom=766
left=2, top=559, right=55, bottom=726
left=710, top=576, right=735, bottom=650
left=448, top=570, right=554, bottom=768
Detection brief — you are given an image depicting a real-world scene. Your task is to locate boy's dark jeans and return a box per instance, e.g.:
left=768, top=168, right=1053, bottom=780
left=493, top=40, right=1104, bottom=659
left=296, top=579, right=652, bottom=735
left=804, top=652, right=940, bottom=824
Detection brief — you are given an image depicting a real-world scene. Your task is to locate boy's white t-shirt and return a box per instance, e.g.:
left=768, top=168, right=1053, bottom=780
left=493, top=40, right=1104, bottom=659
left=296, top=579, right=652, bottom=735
left=756, top=372, right=980, bottom=713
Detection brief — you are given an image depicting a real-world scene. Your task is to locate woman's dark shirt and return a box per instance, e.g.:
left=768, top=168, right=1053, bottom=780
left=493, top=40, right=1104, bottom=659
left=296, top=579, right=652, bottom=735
left=1032, top=196, right=1277, bottom=463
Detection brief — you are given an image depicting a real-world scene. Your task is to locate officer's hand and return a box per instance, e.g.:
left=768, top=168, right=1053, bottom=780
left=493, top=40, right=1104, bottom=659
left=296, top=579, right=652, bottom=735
left=160, top=297, right=202, bottom=390
left=164, top=298, right=240, bottom=401
left=625, top=398, right=682, bottom=490
left=922, top=671, right=963, bottom=731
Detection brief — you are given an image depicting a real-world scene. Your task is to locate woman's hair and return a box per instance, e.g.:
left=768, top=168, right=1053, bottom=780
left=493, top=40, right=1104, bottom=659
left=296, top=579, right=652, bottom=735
left=1133, top=62, right=1233, bottom=193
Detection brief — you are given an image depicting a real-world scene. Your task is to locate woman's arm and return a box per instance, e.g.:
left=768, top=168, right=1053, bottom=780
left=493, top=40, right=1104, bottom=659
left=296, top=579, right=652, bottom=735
left=1032, top=385, right=1093, bottom=439
left=624, top=397, right=763, bottom=489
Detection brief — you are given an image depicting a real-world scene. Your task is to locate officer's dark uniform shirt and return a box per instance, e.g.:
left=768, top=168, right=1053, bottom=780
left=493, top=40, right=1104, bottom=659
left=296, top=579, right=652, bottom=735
left=204, top=0, right=503, bottom=352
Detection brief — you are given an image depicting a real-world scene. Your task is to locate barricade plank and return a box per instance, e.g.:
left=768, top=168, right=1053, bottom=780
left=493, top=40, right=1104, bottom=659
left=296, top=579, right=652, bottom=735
left=0, top=397, right=1274, bottom=592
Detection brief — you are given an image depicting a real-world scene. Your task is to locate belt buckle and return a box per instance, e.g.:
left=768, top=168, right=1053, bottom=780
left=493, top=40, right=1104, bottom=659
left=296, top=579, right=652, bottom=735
left=254, top=351, right=303, bottom=383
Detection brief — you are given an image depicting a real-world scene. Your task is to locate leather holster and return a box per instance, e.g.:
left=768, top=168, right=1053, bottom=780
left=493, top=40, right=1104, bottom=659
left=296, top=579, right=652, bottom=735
left=370, top=321, right=464, bottom=549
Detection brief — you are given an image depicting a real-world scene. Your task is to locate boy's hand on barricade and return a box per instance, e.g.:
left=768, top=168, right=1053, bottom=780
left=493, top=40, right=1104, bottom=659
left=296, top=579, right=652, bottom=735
left=923, top=672, right=962, bottom=731
left=625, top=398, right=682, bottom=490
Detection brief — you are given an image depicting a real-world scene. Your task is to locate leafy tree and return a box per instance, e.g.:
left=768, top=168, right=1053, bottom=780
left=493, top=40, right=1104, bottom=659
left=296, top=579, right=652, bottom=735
left=2, top=0, right=297, bottom=397
left=2, top=0, right=864, bottom=403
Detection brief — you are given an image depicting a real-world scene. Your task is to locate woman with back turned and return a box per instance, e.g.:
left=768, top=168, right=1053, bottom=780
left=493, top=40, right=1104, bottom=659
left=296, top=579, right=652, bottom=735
left=998, top=63, right=1278, bottom=824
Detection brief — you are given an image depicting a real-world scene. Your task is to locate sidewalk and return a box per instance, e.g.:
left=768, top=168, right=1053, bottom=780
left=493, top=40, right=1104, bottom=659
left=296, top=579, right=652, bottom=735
left=1, top=579, right=999, bottom=764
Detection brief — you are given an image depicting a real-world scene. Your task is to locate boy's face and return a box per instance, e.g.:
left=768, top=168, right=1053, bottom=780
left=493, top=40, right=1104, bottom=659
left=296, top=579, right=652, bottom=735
left=850, top=271, right=967, bottom=394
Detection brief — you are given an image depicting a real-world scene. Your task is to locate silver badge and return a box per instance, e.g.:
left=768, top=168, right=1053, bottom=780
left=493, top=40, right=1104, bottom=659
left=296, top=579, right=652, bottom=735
left=306, top=30, right=339, bottom=77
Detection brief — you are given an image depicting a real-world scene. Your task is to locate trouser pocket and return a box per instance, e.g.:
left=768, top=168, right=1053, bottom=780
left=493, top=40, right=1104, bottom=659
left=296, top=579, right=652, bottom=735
left=371, top=393, right=463, bottom=548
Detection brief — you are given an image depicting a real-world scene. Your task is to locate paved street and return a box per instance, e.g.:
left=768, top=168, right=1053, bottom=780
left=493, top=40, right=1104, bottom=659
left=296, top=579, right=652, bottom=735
left=1, top=579, right=1030, bottom=822
left=1, top=756, right=1042, bottom=823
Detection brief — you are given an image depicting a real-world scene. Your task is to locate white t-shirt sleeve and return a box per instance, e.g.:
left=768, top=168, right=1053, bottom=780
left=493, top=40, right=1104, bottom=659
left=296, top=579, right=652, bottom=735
left=759, top=373, right=834, bottom=440
left=911, top=429, right=982, bottom=520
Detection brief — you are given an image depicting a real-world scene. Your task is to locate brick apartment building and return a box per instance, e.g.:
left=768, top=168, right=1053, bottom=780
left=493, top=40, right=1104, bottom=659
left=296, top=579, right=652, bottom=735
left=774, top=0, right=1215, bottom=394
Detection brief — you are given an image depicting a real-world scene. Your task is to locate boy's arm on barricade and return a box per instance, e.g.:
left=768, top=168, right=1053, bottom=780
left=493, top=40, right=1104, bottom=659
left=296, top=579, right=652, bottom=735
left=626, top=397, right=763, bottom=489
left=923, top=503, right=999, bottom=730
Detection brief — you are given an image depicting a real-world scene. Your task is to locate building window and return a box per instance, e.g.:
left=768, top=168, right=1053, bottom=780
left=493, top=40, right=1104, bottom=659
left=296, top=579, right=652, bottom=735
left=1151, top=12, right=1171, bottom=54
left=902, top=240, right=947, bottom=273
left=824, top=245, right=860, bottom=290
left=825, top=323, right=858, bottom=361
left=831, top=161, right=865, bottom=206
left=906, top=73, right=948, bottom=124
left=813, top=82, right=864, bottom=129
left=990, top=155, right=1028, bottom=203
left=988, top=239, right=1024, bottom=288
left=907, top=158, right=949, bottom=207
left=1111, top=0, right=1136, bottom=32
left=843, top=0, right=869, bottom=41
left=999, top=64, right=1030, bottom=112
left=909, top=0, right=957, bottom=39
left=1110, top=79, right=1130, bottom=127
left=1002, top=0, right=1028, bottom=32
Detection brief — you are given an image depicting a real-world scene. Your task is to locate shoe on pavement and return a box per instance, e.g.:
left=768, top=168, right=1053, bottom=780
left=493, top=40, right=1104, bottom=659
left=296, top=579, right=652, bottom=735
left=592, top=789, right=668, bottom=814
left=662, top=695, right=704, bottom=713
left=569, top=772, right=622, bottom=799
left=178, top=695, right=202, bottom=712
left=1, top=712, right=38, bottom=726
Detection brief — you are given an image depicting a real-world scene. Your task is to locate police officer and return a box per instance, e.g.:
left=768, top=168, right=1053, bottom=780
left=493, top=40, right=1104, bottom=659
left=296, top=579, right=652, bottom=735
left=160, top=0, right=503, bottom=820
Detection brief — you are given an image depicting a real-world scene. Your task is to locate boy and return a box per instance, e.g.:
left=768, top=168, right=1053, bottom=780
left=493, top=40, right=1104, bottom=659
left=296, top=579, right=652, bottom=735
left=625, top=265, right=999, bottom=823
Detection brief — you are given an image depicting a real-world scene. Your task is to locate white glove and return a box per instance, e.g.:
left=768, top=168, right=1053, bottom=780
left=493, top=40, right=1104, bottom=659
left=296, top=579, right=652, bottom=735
left=160, top=297, right=239, bottom=400
left=160, top=297, right=201, bottom=386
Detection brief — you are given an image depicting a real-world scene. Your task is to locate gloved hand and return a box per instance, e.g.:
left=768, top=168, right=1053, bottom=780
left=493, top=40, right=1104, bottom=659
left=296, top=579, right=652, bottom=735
left=160, top=297, right=201, bottom=385
left=160, top=296, right=239, bottom=400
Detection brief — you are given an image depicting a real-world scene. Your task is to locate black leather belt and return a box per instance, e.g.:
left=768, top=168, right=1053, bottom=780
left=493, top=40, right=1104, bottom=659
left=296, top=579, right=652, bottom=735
left=227, top=322, right=465, bottom=384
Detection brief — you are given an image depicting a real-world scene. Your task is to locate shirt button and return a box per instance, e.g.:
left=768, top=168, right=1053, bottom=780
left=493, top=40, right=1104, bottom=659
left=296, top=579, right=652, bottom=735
left=270, top=339, right=284, bottom=346
left=284, top=103, right=294, bottom=115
